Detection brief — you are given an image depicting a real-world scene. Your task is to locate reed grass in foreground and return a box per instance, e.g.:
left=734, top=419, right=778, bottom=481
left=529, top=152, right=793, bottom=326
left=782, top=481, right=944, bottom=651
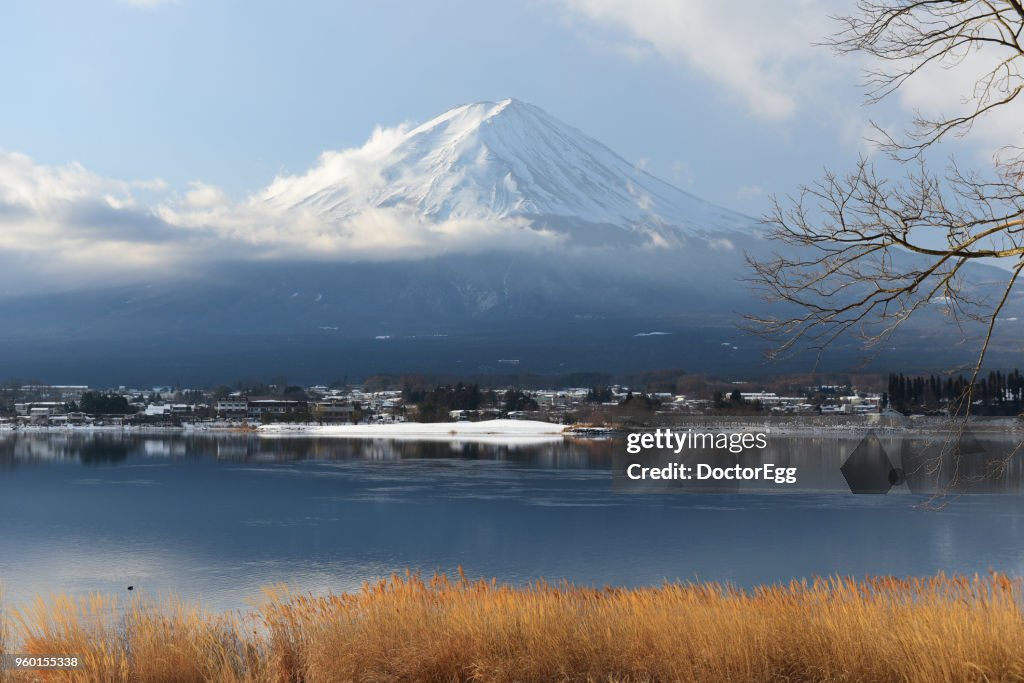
left=1, top=572, right=1023, bottom=682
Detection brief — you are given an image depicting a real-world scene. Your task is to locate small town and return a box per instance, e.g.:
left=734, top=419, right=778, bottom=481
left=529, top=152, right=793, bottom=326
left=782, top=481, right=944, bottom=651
left=0, top=377, right=924, bottom=429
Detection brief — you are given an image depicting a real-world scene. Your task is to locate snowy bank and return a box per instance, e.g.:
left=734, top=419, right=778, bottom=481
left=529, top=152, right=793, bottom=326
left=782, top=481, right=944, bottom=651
left=258, top=419, right=568, bottom=444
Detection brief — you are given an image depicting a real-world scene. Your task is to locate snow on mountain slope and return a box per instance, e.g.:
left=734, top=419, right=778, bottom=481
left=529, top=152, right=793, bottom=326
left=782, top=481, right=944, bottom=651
left=259, top=99, right=757, bottom=247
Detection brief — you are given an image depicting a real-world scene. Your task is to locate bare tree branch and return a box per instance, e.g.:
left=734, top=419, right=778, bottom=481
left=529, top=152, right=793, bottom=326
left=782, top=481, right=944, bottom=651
left=829, top=1, right=1024, bottom=159
left=748, top=1, right=1024, bottom=396
left=747, top=3, right=1024, bottom=504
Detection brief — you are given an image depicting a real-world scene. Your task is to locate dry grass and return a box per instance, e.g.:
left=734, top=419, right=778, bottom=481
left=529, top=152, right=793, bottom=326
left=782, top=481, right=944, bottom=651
left=4, top=593, right=266, bottom=683
left=0, top=586, right=9, bottom=683
left=1, top=572, right=1023, bottom=682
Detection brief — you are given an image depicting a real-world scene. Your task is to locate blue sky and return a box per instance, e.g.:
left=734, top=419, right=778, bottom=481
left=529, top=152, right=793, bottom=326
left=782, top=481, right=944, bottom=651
left=0, top=0, right=1011, bottom=292
left=2, top=0, right=871, bottom=210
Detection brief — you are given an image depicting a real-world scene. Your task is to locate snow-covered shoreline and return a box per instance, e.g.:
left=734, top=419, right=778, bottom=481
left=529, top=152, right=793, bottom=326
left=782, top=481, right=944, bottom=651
left=258, top=419, right=568, bottom=444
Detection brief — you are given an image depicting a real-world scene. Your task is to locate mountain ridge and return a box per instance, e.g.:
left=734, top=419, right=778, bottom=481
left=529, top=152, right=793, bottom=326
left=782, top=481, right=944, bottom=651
left=0, top=99, right=1010, bottom=384
left=258, top=98, right=759, bottom=249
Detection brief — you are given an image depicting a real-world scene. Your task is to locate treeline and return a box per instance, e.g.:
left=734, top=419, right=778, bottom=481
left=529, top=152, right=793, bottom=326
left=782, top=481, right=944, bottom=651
left=585, top=386, right=614, bottom=403
left=887, top=370, right=1024, bottom=415
left=401, top=383, right=538, bottom=422
left=584, top=386, right=663, bottom=410
left=70, top=392, right=132, bottom=416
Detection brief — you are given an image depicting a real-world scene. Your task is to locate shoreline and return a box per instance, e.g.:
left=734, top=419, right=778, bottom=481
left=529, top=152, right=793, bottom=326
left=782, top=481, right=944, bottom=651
left=1, top=415, right=1023, bottom=439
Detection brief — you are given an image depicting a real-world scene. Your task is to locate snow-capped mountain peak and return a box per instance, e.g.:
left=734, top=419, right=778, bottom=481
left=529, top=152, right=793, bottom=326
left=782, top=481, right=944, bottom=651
left=261, top=99, right=756, bottom=247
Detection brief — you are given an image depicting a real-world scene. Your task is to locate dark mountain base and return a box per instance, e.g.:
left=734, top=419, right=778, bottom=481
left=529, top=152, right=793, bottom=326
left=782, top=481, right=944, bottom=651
left=0, top=254, right=1018, bottom=386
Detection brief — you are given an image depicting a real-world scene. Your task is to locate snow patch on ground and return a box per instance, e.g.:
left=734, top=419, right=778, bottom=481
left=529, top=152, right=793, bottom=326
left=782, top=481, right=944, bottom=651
left=258, top=419, right=567, bottom=444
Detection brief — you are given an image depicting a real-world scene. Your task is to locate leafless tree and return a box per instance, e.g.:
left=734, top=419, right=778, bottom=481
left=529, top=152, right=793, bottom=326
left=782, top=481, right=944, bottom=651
left=746, top=2, right=1024, bottom=501
left=748, top=1, right=1024, bottom=409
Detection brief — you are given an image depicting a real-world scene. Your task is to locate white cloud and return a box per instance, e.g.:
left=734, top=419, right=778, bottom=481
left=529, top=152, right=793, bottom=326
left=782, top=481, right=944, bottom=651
left=552, top=0, right=848, bottom=120
left=156, top=119, right=567, bottom=261
left=551, top=0, right=1021, bottom=159
left=0, top=128, right=568, bottom=292
left=181, top=181, right=229, bottom=210
left=624, top=179, right=653, bottom=210
left=892, top=47, right=1024, bottom=161
left=0, top=151, right=207, bottom=293
left=156, top=197, right=561, bottom=263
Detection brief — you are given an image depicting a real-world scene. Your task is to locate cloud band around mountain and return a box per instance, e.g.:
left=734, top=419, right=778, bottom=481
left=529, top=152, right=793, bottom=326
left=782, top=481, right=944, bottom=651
left=0, top=143, right=566, bottom=294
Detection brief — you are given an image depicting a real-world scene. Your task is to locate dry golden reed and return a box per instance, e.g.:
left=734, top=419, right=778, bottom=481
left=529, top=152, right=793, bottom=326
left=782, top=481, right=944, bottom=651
left=1, top=571, right=1023, bottom=682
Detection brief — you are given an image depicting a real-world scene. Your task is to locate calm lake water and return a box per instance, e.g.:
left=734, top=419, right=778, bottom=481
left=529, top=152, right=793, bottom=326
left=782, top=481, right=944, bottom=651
left=2, top=431, right=1024, bottom=613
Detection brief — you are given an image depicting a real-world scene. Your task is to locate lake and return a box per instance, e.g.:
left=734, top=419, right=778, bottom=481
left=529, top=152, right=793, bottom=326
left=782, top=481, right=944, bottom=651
left=1, top=430, right=1023, bottom=613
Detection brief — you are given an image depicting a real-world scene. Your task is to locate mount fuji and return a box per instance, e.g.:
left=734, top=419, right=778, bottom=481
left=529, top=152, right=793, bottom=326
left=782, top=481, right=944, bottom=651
left=258, top=98, right=756, bottom=249
left=0, top=99, right=1003, bottom=384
